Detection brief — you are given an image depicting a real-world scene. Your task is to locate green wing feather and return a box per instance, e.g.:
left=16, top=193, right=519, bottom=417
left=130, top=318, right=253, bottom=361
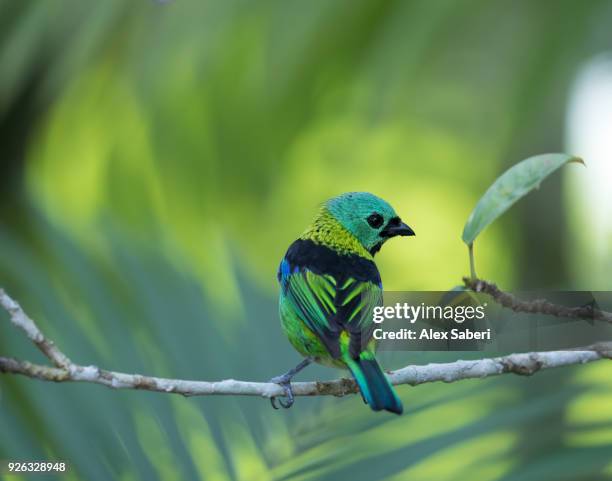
left=281, top=268, right=382, bottom=359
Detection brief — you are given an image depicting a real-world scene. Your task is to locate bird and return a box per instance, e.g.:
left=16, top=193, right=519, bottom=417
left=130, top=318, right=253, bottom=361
left=272, top=192, right=415, bottom=414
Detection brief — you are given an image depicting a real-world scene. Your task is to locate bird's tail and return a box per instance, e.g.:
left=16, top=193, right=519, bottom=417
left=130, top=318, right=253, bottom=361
left=345, top=352, right=403, bottom=415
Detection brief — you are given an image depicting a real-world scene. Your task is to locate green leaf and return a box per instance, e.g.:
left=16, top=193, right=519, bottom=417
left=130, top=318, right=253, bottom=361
left=462, top=153, right=584, bottom=245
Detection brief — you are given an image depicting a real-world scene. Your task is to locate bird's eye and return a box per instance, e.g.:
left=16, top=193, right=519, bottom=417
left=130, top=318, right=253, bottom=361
left=367, top=213, right=384, bottom=229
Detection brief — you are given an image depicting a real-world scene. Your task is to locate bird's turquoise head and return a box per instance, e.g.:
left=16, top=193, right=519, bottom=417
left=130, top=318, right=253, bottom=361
left=325, top=192, right=415, bottom=255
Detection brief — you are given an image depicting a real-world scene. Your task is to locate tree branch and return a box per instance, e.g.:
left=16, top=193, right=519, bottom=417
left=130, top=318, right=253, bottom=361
left=1, top=346, right=612, bottom=398
left=1, top=288, right=611, bottom=399
left=463, top=277, right=612, bottom=323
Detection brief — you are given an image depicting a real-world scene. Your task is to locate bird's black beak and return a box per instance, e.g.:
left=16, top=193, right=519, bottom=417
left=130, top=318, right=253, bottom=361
left=380, top=219, right=415, bottom=238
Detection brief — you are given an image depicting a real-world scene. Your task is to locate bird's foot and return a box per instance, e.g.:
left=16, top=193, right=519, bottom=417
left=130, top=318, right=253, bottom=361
left=269, top=358, right=312, bottom=409
left=270, top=374, right=295, bottom=409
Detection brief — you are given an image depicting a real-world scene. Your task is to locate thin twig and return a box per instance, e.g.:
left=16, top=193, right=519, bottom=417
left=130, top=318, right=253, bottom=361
left=463, top=278, right=612, bottom=323
left=1, top=288, right=611, bottom=399
left=0, top=289, right=72, bottom=368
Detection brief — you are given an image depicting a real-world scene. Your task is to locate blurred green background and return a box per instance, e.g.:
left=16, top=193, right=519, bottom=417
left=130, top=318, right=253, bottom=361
left=1, top=1, right=612, bottom=480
